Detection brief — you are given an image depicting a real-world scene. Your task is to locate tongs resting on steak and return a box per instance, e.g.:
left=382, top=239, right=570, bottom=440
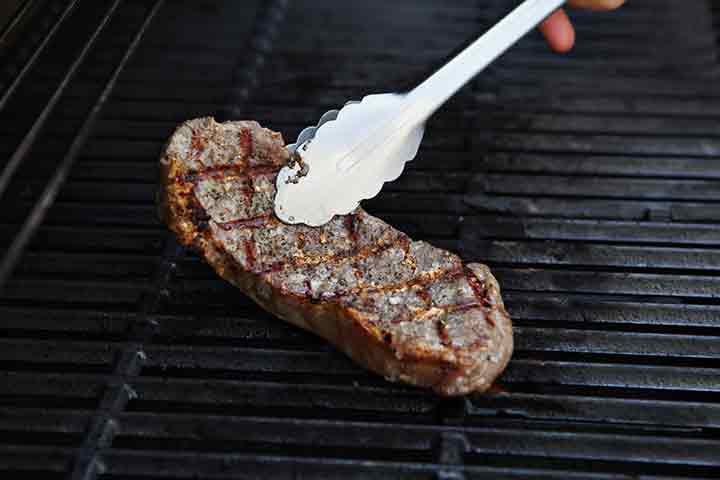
left=274, top=0, right=566, bottom=227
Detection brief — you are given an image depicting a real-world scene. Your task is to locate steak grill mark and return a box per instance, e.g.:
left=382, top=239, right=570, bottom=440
left=183, top=125, right=501, bottom=330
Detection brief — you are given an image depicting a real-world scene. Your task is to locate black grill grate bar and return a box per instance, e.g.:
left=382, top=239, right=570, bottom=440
left=0, top=444, right=75, bottom=476
left=474, top=132, right=720, bottom=158
left=508, top=38, right=716, bottom=58
left=0, top=307, right=134, bottom=347
left=479, top=154, right=720, bottom=181
left=15, top=252, right=157, bottom=279
left=95, top=451, right=620, bottom=480
left=503, top=358, right=720, bottom=390
left=0, top=406, right=89, bottom=437
left=0, top=338, right=118, bottom=369
left=461, top=197, right=720, bottom=223
left=111, top=414, right=720, bottom=452
left=0, top=0, right=34, bottom=46
left=124, top=352, right=720, bottom=395
left=98, top=449, right=720, bottom=480
left=473, top=95, right=720, bottom=118
left=0, top=0, right=121, bottom=203
left=0, top=224, right=164, bottom=253
left=126, top=378, right=437, bottom=413
left=1, top=278, right=147, bottom=308
left=0, top=0, right=79, bottom=113
left=472, top=176, right=720, bottom=201
left=115, top=383, right=720, bottom=431
left=468, top=242, right=720, bottom=272
left=0, top=371, right=105, bottom=402
left=117, top=379, right=720, bottom=428
left=501, top=292, right=720, bottom=326
left=494, top=268, right=720, bottom=299
left=483, top=73, right=720, bottom=96
left=469, top=391, right=720, bottom=429
left=461, top=216, right=720, bottom=245
left=513, top=327, right=720, bottom=359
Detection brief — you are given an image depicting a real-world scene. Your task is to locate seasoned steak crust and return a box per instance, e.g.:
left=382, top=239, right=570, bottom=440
left=158, top=117, right=512, bottom=395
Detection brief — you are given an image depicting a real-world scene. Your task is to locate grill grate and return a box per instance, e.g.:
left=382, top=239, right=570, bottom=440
left=1, top=0, right=719, bottom=479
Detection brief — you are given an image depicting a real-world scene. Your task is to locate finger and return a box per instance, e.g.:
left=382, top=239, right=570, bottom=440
left=567, top=0, right=625, bottom=11
left=538, top=9, right=575, bottom=53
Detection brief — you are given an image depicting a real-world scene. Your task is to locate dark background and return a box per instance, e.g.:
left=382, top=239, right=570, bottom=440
left=0, top=1, right=719, bottom=478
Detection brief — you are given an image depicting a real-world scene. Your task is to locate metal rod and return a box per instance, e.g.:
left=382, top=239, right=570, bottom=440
left=0, top=0, right=80, bottom=112
left=0, top=0, right=34, bottom=48
left=0, top=0, right=116, bottom=201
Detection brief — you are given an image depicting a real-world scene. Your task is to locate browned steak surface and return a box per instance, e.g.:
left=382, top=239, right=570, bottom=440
left=159, top=117, right=512, bottom=395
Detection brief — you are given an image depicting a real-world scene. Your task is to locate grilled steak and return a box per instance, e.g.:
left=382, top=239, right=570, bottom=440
left=158, top=117, right=512, bottom=395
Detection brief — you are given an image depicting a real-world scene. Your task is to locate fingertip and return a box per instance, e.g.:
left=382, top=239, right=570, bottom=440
left=539, top=9, right=576, bottom=53
left=555, top=22, right=576, bottom=53
left=568, top=0, right=625, bottom=11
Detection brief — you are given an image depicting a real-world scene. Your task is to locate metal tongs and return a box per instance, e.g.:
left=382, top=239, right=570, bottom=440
left=274, top=0, right=566, bottom=226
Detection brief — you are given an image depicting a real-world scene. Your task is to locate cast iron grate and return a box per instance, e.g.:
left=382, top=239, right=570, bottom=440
left=0, top=0, right=718, bottom=479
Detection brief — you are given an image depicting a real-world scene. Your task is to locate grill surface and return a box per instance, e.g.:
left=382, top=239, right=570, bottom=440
left=1, top=0, right=719, bottom=478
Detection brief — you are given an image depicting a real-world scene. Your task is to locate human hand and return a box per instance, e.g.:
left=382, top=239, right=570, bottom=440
left=539, top=0, right=626, bottom=53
